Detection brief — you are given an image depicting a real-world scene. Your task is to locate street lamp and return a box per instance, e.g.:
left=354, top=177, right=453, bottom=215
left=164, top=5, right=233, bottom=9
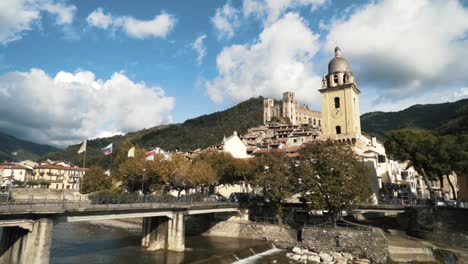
left=142, top=167, right=146, bottom=196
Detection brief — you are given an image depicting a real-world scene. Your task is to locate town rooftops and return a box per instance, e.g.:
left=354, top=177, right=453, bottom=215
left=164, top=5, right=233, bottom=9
left=35, top=164, right=87, bottom=171
left=0, top=163, right=32, bottom=171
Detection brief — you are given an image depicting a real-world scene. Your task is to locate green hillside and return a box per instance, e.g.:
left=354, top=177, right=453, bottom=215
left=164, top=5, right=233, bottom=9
left=361, top=98, right=468, bottom=139
left=0, top=131, right=60, bottom=162
left=44, top=97, right=264, bottom=167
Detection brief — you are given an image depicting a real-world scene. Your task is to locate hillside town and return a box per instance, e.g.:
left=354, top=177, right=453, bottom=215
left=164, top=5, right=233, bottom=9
left=1, top=48, right=464, bottom=207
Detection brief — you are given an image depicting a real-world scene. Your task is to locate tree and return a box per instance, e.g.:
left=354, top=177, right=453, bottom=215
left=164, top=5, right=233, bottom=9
left=187, top=160, right=216, bottom=192
left=195, top=150, right=236, bottom=184
left=112, top=140, right=134, bottom=171
left=385, top=129, right=438, bottom=200
left=167, top=153, right=191, bottom=197
left=251, top=150, right=293, bottom=219
left=82, top=166, right=112, bottom=194
left=295, top=141, right=372, bottom=227
left=117, top=146, right=146, bottom=193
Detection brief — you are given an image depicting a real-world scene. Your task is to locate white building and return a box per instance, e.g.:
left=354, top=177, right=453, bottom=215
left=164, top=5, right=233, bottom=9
left=0, top=163, right=33, bottom=186
left=221, top=131, right=249, bottom=159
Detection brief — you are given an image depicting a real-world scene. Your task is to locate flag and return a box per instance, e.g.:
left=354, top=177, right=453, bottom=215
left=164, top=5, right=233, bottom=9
left=77, top=140, right=87, bottom=154
left=101, top=143, right=113, bottom=155
left=127, top=147, right=135, bottom=158
left=145, top=150, right=155, bottom=161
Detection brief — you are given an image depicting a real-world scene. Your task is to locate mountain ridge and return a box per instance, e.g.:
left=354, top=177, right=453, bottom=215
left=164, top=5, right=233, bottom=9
left=43, top=96, right=265, bottom=167
left=2, top=96, right=466, bottom=167
left=0, top=131, right=60, bottom=162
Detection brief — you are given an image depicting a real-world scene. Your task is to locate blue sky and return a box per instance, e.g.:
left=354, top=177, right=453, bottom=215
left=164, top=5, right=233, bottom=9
left=0, top=0, right=467, bottom=147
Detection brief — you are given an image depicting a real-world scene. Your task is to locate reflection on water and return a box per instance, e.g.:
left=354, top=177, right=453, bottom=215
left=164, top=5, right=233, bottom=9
left=50, top=222, right=285, bottom=264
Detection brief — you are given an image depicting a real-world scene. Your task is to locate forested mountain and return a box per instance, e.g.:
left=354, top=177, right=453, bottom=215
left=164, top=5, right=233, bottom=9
left=0, top=131, right=60, bottom=162
left=44, top=97, right=264, bottom=167
left=361, top=98, right=468, bottom=139
left=38, top=96, right=468, bottom=167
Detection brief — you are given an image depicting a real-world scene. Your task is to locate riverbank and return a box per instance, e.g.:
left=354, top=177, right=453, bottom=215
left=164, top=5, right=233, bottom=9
left=85, top=216, right=467, bottom=263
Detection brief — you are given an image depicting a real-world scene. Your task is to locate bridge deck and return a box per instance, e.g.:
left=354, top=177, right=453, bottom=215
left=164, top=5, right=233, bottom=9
left=0, top=202, right=239, bottom=224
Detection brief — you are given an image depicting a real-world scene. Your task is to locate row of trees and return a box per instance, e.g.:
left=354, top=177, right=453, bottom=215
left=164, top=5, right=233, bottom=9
left=385, top=129, right=468, bottom=200
left=82, top=140, right=373, bottom=226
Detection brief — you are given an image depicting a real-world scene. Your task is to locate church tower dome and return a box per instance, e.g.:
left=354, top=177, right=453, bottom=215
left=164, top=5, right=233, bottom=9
left=328, top=47, right=350, bottom=74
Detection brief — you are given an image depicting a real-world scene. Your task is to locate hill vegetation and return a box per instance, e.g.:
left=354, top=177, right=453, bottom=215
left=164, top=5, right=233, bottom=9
left=44, top=97, right=264, bottom=167
left=0, top=131, right=60, bottom=162
left=361, top=98, right=468, bottom=139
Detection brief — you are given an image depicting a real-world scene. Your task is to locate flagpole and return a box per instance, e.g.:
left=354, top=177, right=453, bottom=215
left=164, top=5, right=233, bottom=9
left=81, top=150, right=86, bottom=194
left=142, top=161, right=145, bottom=195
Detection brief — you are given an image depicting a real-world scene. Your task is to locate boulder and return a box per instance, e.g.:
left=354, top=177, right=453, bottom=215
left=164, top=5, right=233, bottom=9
left=319, top=252, right=333, bottom=262
left=307, top=255, right=321, bottom=263
left=301, top=255, right=308, bottom=261
left=292, top=254, right=302, bottom=261
left=292, top=247, right=302, bottom=254
left=285, top=252, right=294, bottom=258
left=334, top=256, right=347, bottom=264
left=342, top=253, right=353, bottom=260
left=354, top=259, right=370, bottom=264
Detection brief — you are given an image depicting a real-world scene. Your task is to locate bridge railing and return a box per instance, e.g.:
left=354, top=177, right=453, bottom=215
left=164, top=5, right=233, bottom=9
left=0, top=194, right=232, bottom=212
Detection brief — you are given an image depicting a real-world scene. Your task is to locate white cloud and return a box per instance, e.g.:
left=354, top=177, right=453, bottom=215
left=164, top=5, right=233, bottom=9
left=42, top=2, right=76, bottom=25
left=211, top=2, right=240, bottom=39
left=0, top=69, right=175, bottom=147
left=86, top=8, right=176, bottom=39
left=192, top=35, right=207, bottom=65
left=86, top=8, right=112, bottom=30
left=0, top=0, right=76, bottom=44
left=361, top=87, right=468, bottom=114
left=206, top=13, right=321, bottom=105
left=243, top=0, right=327, bottom=26
left=325, top=0, right=468, bottom=99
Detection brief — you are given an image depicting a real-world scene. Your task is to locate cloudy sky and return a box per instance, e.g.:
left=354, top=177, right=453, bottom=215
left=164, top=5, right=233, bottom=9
left=0, top=0, right=467, bottom=147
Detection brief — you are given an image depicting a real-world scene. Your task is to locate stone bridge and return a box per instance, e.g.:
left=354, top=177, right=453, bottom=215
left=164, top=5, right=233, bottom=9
left=0, top=201, right=239, bottom=264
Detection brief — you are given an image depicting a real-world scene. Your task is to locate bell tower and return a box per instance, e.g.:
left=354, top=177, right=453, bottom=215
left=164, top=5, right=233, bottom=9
left=319, top=47, right=361, bottom=140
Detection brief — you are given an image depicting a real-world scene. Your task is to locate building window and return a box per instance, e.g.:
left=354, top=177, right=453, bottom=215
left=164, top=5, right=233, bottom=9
left=313, top=119, right=316, bottom=125
left=334, top=97, right=340, bottom=108
left=378, top=155, right=386, bottom=163
left=334, top=74, right=338, bottom=84
left=319, top=120, right=321, bottom=126
left=336, top=126, right=341, bottom=134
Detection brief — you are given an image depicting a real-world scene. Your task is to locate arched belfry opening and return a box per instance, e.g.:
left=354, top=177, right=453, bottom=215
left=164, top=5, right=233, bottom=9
left=336, top=126, right=341, bottom=135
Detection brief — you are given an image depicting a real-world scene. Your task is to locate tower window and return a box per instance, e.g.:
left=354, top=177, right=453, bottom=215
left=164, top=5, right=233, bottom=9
left=333, top=75, right=338, bottom=84
left=336, top=126, right=341, bottom=134
left=334, top=97, right=340, bottom=108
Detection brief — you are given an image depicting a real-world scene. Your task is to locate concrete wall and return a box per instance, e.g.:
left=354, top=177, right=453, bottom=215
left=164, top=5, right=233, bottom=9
left=10, top=188, right=82, bottom=202
left=0, top=219, right=53, bottom=264
left=406, top=207, right=468, bottom=248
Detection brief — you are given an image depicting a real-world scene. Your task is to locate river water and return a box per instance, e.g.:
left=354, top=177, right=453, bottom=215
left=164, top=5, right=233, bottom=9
left=50, top=222, right=287, bottom=264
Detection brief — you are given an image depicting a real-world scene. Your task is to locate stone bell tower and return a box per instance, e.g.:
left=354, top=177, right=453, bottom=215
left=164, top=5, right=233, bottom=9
left=319, top=47, right=361, bottom=141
